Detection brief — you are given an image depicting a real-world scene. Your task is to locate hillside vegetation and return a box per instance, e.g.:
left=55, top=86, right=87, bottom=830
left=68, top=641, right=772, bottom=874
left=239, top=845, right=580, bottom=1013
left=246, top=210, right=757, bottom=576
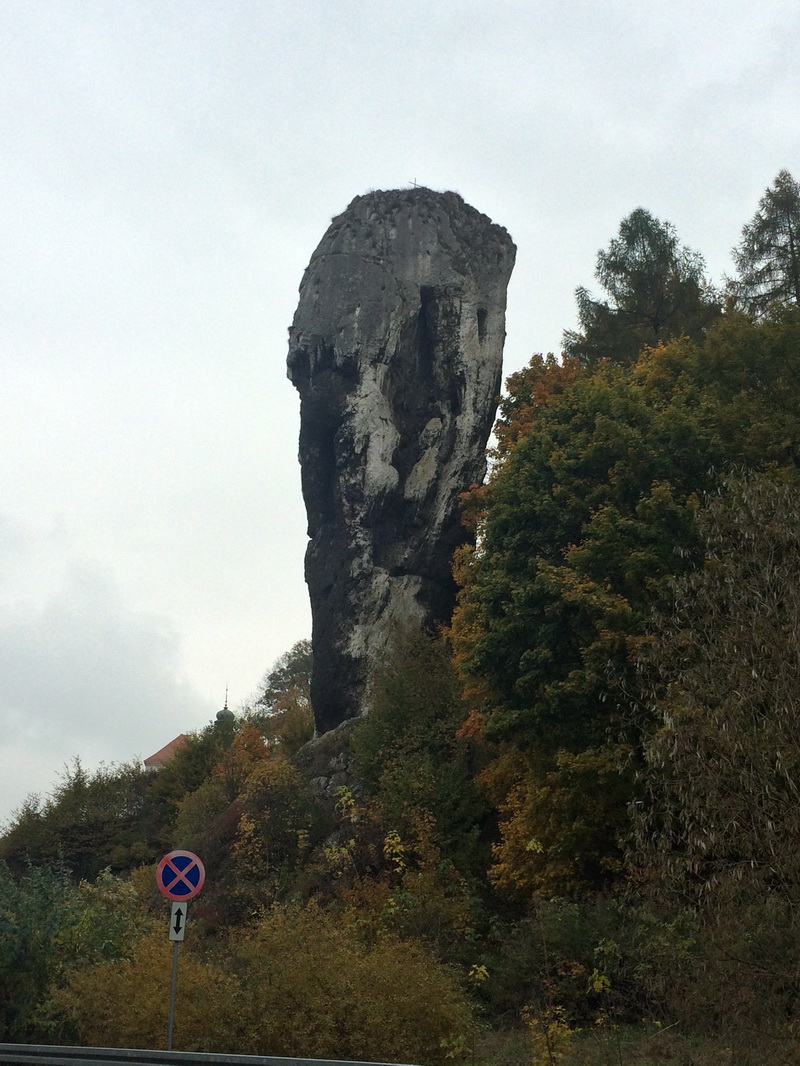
left=4, top=171, right=800, bottom=1065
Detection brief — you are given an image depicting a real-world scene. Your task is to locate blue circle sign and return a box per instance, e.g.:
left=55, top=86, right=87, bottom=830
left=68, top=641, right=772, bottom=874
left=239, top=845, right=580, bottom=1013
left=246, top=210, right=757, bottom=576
left=156, top=850, right=206, bottom=901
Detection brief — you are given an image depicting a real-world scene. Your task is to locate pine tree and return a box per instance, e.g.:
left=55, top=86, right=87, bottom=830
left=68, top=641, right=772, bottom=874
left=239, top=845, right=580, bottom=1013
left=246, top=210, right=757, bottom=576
left=730, top=169, right=800, bottom=317
left=563, top=208, right=719, bottom=366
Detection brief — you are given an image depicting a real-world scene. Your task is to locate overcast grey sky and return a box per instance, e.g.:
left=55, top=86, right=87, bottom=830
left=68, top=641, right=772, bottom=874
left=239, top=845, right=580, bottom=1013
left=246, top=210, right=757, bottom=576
left=1, top=0, right=797, bottom=822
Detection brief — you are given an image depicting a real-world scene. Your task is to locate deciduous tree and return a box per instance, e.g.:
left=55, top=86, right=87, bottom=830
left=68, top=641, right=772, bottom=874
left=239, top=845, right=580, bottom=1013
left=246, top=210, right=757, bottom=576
left=452, top=313, right=800, bottom=894
left=249, top=639, right=314, bottom=752
left=254, top=639, right=312, bottom=715
left=0, top=863, right=153, bottom=1041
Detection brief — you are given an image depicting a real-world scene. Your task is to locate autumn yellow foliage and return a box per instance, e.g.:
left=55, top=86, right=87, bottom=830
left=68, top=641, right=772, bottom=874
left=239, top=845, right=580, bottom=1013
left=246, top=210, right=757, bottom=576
left=49, top=905, right=475, bottom=1064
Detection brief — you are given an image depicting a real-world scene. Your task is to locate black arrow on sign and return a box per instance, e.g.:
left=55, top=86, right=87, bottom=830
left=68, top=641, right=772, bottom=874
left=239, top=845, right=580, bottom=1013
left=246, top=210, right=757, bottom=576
left=173, top=907, right=184, bottom=936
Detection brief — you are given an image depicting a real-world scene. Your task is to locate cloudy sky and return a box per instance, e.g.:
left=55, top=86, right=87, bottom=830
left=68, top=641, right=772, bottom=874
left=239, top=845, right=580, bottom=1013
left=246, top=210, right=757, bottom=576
left=1, top=0, right=797, bottom=823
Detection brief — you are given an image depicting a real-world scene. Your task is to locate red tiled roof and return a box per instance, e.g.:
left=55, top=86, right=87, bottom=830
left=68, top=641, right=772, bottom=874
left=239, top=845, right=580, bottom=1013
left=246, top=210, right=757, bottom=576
left=144, top=733, right=190, bottom=768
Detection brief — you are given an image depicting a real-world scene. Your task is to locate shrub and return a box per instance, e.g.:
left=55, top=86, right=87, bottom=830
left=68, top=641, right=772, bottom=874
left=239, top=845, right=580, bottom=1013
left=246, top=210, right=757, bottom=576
left=228, top=904, right=476, bottom=1064
left=47, top=931, right=240, bottom=1051
left=47, top=903, right=475, bottom=1063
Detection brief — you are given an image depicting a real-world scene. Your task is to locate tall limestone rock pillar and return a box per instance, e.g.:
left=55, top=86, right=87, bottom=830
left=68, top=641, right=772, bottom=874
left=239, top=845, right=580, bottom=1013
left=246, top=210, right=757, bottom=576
left=288, top=188, right=516, bottom=733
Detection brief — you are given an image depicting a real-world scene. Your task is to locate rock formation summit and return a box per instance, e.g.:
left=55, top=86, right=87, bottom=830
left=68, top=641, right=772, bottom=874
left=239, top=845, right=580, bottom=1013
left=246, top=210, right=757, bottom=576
left=288, top=188, right=516, bottom=733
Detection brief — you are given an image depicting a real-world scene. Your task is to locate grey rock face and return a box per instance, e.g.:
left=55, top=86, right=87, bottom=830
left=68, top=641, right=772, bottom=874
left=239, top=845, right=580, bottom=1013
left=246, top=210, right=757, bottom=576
left=287, top=188, right=515, bottom=733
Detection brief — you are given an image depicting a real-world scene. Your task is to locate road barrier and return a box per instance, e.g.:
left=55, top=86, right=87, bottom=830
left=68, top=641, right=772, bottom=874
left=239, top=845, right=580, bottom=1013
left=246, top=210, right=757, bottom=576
left=0, top=1046, right=420, bottom=1066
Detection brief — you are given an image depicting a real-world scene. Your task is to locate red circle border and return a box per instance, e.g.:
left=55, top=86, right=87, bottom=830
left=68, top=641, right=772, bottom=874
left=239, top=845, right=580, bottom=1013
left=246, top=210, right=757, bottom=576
left=156, top=850, right=206, bottom=900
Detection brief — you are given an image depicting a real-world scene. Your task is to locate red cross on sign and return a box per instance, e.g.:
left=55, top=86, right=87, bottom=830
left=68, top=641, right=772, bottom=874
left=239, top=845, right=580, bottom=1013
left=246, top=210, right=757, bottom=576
left=156, top=850, right=206, bottom=901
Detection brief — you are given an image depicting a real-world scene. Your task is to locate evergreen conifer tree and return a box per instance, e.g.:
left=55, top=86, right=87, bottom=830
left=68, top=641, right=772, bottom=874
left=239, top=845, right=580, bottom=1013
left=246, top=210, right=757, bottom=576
left=564, top=208, right=719, bottom=366
left=730, top=169, right=800, bottom=316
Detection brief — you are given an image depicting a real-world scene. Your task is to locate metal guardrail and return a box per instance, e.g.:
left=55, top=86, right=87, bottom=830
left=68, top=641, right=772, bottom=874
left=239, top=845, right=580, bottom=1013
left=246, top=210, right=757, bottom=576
left=0, top=1047, right=420, bottom=1066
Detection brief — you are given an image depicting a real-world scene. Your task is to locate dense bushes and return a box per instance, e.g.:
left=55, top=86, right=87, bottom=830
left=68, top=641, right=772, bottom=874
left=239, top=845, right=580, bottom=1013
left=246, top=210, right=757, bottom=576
left=49, top=906, right=475, bottom=1063
left=0, top=864, right=155, bottom=1041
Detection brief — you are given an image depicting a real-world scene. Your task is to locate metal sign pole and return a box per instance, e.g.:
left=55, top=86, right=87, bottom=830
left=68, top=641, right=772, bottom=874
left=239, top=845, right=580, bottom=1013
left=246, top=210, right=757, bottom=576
left=166, top=900, right=188, bottom=1049
left=167, top=940, right=179, bottom=1050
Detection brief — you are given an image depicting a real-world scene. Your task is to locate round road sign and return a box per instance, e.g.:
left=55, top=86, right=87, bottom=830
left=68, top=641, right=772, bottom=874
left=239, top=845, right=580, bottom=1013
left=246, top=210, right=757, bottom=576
left=156, top=850, right=206, bottom=901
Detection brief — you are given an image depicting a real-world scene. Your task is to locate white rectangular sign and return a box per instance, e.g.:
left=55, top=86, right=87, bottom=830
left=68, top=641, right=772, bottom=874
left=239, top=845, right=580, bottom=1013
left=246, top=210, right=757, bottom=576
left=169, top=901, right=187, bottom=942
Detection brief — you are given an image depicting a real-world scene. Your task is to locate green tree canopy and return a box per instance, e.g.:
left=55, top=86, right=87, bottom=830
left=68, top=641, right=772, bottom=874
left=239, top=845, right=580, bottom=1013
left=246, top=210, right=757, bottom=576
left=0, top=863, right=153, bottom=1041
left=351, top=627, right=489, bottom=877
left=563, top=208, right=720, bottom=366
left=0, top=760, right=157, bottom=879
left=730, top=169, right=800, bottom=316
left=247, top=639, right=314, bottom=753
left=254, top=639, right=313, bottom=715
left=452, top=311, right=800, bottom=894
